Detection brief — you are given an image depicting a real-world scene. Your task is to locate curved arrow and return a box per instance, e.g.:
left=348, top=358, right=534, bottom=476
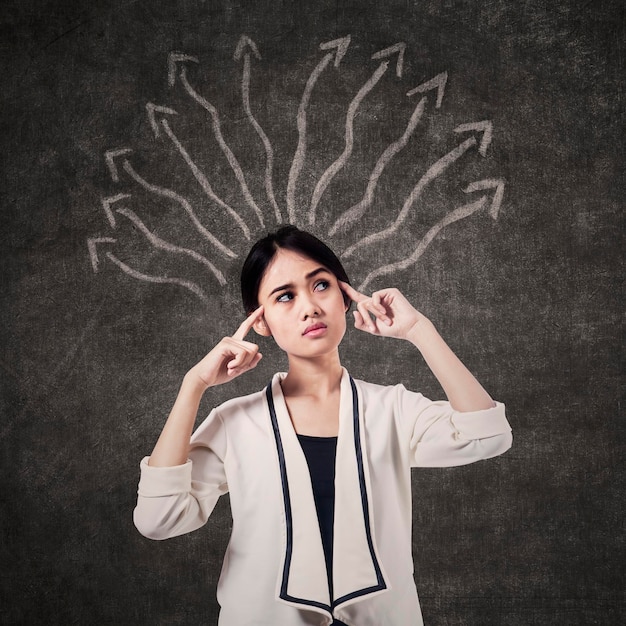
left=116, top=207, right=226, bottom=285
left=329, top=72, right=448, bottom=237
left=309, top=45, right=405, bottom=225
left=156, top=114, right=251, bottom=239
left=358, top=194, right=491, bottom=292
left=105, top=150, right=236, bottom=258
left=175, top=65, right=265, bottom=227
left=234, top=35, right=281, bottom=223
left=101, top=194, right=131, bottom=227
left=88, top=236, right=209, bottom=303
left=464, top=178, right=505, bottom=218
left=286, top=35, right=351, bottom=224
left=342, top=122, right=492, bottom=259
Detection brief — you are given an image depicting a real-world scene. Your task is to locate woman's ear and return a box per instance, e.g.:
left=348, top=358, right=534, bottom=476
left=253, top=317, right=272, bottom=337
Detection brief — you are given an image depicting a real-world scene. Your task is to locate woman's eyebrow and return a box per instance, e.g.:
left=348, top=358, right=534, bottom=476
left=268, top=267, right=330, bottom=296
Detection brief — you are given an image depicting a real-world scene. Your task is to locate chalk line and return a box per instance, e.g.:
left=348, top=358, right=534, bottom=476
left=358, top=195, right=489, bottom=292
left=309, top=60, right=389, bottom=225
left=178, top=67, right=265, bottom=227
left=159, top=117, right=251, bottom=240
left=286, top=35, right=351, bottom=224
left=329, top=97, right=427, bottom=236
left=342, top=135, right=478, bottom=259
left=116, top=207, right=226, bottom=285
left=235, top=36, right=281, bottom=223
left=122, top=160, right=236, bottom=258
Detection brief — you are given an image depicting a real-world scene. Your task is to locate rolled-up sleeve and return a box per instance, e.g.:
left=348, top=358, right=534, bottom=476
left=133, top=409, right=228, bottom=540
left=396, top=385, right=512, bottom=468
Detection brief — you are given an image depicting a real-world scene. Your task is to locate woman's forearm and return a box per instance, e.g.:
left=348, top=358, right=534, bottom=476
left=148, top=373, right=207, bottom=467
left=406, top=319, right=495, bottom=412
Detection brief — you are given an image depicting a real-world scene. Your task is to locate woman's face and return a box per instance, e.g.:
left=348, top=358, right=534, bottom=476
left=255, top=248, right=348, bottom=359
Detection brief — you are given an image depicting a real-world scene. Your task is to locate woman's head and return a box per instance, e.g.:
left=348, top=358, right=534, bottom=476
left=241, top=225, right=350, bottom=314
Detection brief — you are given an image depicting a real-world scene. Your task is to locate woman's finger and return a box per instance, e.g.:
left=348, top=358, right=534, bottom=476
left=338, top=281, right=366, bottom=303
left=232, top=305, right=265, bottom=341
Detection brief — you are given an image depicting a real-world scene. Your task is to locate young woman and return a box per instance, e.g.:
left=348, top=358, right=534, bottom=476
left=134, top=226, right=512, bottom=626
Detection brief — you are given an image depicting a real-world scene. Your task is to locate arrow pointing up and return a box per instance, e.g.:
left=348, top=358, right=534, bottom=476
left=167, top=52, right=199, bottom=87
left=407, top=71, right=448, bottom=109
left=101, top=193, right=131, bottom=228
left=105, top=148, right=132, bottom=182
left=234, top=35, right=261, bottom=61
left=464, top=178, right=505, bottom=219
left=319, top=35, right=351, bottom=67
left=454, top=120, right=493, bottom=157
left=371, top=42, right=406, bottom=78
left=146, top=102, right=178, bottom=138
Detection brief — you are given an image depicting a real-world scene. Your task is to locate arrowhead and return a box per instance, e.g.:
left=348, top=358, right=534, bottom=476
left=453, top=120, right=493, bottom=157
left=87, top=237, right=116, bottom=272
left=407, top=71, right=448, bottom=108
left=146, top=102, right=178, bottom=138
left=101, top=194, right=131, bottom=227
left=371, top=42, right=406, bottom=78
left=319, top=35, right=351, bottom=68
left=463, top=178, right=505, bottom=219
left=234, top=35, right=261, bottom=61
left=167, top=52, right=199, bottom=87
left=105, top=148, right=132, bottom=182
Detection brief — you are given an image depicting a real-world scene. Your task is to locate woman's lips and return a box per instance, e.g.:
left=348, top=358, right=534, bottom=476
left=303, top=322, right=327, bottom=336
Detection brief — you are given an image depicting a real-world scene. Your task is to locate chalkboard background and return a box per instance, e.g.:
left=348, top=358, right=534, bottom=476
left=1, top=0, right=623, bottom=624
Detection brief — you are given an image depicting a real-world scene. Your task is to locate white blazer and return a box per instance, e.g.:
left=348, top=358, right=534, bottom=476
left=134, top=368, right=512, bottom=625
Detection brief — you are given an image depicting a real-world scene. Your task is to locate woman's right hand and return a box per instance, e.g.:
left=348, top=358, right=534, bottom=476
left=186, top=305, right=265, bottom=391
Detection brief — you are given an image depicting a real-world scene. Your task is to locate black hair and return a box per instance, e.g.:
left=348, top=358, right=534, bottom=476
left=240, top=225, right=351, bottom=313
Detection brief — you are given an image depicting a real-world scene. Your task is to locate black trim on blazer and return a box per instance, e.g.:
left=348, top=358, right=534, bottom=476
left=266, top=375, right=387, bottom=614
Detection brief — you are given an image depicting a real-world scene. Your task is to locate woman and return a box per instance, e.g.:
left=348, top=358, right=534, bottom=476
left=134, top=225, right=512, bottom=625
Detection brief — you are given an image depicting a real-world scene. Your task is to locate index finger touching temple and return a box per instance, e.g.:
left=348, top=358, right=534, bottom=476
left=232, top=305, right=265, bottom=341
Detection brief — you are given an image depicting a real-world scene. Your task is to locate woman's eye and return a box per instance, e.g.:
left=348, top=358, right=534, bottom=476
left=276, top=292, right=293, bottom=303
left=314, top=280, right=330, bottom=292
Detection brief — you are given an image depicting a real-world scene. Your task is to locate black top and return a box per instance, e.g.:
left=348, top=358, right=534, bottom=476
left=297, top=434, right=347, bottom=625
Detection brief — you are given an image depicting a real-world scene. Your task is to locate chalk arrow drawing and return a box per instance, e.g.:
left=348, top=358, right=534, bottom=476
left=101, top=193, right=131, bottom=227
left=286, top=35, right=351, bottom=224
left=342, top=120, right=493, bottom=259
left=105, top=148, right=132, bottom=182
left=167, top=52, right=199, bottom=88
left=308, top=43, right=405, bottom=225
left=358, top=181, right=502, bottom=292
left=329, top=72, right=448, bottom=236
left=454, top=120, right=492, bottom=157
left=146, top=102, right=178, bottom=138
left=406, top=71, right=448, bottom=109
left=88, top=237, right=209, bottom=302
left=116, top=206, right=226, bottom=285
left=146, top=103, right=251, bottom=239
left=104, top=149, right=236, bottom=258
left=234, top=35, right=281, bottom=223
left=169, top=54, right=265, bottom=228
left=464, top=178, right=505, bottom=219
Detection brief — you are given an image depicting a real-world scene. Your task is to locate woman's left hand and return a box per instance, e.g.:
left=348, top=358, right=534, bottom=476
left=339, top=282, right=431, bottom=340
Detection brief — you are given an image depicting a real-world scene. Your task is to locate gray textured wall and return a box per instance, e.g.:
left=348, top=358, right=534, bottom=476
left=1, top=0, right=623, bottom=624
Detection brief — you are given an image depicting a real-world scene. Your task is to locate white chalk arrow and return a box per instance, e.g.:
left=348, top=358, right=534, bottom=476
left=308, top=43, right=405, bottom=225
left=87, top=236, right=210, bottom=303
left=286, top=35, right=351, bottom=224
left=454, top=120, right=493, bottom=157
left=104, top=149, right=236, bottom=258
left=101, top=193, right=131, bottom=227
left=234, top=35, right=281, bottom=223
left=147, top=101, right=251, bottom=239
left=174, top=65, right=265, bottom=227
left=406, top=71, right=448, bottom=109
left=105, top=148, right=132, bottom=182
left=357, top=183, right=500, bottom=292
left=146, top=102, right=178, bottom=138
left=342, top=122, right=491, bottom=259
left=371, top=42, right=406, bottom=78
left=88, top=237, right=116, bottom=272
left=464, top=178, right=505, bottom=219
left=167, top=52, right=199, bottom=88
left=116, top=207, right=227, bottom=285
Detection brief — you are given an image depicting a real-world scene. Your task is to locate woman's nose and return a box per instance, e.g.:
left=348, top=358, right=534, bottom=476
left=300, top=295, right=321, bottom=319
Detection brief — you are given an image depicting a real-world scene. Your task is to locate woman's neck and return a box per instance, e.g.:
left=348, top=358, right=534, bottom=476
left=281, top=351, right=343, bottom=398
